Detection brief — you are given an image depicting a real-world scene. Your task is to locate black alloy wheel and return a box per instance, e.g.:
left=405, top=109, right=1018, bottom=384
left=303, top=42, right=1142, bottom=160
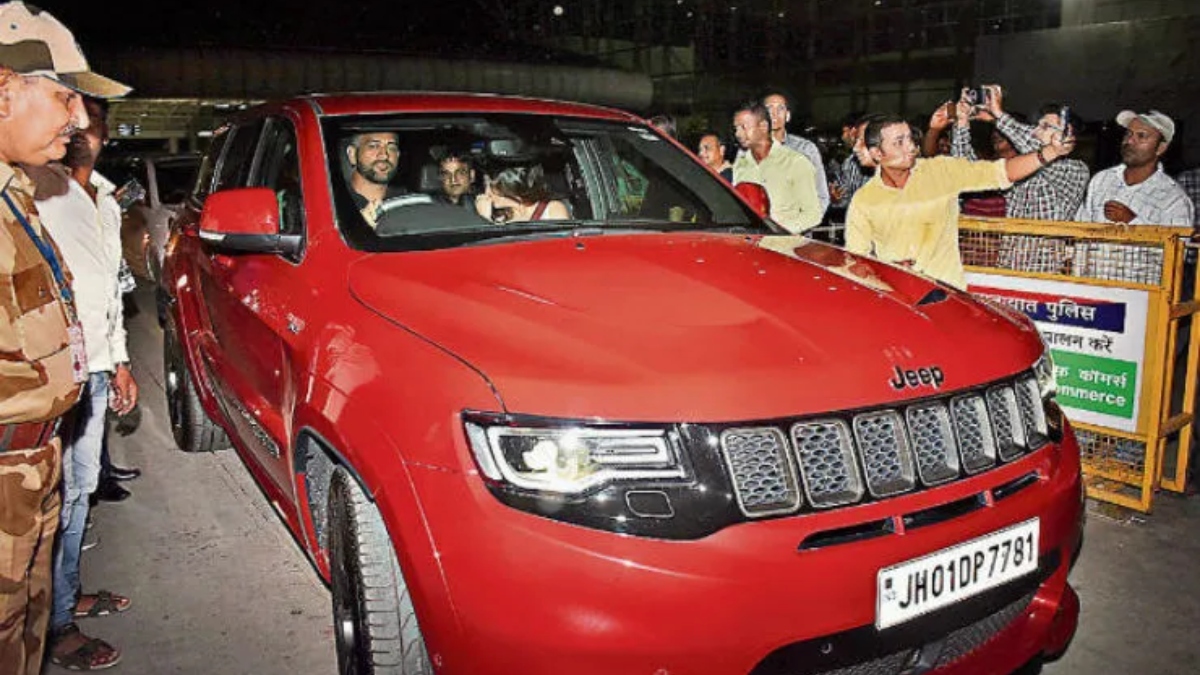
left=162, top=322, right=227, bottom=453
left=328, top=469, right=432, bottom=675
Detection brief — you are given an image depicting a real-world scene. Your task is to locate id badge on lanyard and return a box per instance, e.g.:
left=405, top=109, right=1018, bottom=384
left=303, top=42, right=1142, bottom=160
left=67, top=321, right=87, bottom=383
left=2, top=190, right=89, bottom=382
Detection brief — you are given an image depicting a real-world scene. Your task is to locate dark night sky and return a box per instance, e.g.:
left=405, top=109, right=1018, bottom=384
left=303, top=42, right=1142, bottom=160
left=53, top=1, right=582, bottom=62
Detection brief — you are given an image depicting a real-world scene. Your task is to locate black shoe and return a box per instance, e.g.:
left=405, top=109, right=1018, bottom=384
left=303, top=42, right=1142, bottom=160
left=93, top=480, right=131, bottom=503
left=107, top=465, right=142, bottom=482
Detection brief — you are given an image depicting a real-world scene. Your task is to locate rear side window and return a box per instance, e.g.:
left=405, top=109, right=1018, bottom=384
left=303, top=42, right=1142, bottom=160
left=213, top=119, right=265, bottom=193
left=191, top=129, right=228, bottom=202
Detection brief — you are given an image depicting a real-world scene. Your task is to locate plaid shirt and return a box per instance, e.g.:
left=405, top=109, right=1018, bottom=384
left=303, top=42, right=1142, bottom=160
left=950, top=115, right=1089, bottom=220
left=1176, top=167, right=1200, bottom=224
left=834, top=154, right=870, bottom=207
left=1076, top=164, right=1194, bottom=227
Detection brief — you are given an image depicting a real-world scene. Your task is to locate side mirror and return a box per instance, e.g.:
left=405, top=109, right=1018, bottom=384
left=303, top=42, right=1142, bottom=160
left=199, top=188, right=302, bottom=257
left=734, top=181, right=771, bottom=218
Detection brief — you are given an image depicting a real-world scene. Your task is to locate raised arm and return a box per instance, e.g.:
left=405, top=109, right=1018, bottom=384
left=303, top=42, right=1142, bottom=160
left=924, top=102, right=954, bottom=157
left=1003, top=133, right=1075, bottom=184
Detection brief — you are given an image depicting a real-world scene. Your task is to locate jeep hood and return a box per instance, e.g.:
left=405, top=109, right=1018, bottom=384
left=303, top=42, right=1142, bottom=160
left=348, top=234, right=1042, bottom=422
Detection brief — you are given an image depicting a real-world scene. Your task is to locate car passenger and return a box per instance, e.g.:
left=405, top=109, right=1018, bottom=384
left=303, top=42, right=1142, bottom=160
left=345, top=131, right=405, bottom=227
left=475, top=164, right=570, bottom=224
left=434, top=151, right=478, bottom=208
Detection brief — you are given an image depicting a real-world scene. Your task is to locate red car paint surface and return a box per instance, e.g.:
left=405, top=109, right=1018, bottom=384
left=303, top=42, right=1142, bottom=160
left=164, top=93, right=1082, bottom=675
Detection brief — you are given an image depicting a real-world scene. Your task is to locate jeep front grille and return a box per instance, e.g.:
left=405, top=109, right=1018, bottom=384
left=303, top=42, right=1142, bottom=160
left=906, top=403, right=961, bottom=486
left=950, top=394, right=997, bottom=474
left=719, top=427, right=801, bottom=517
left=986, top=385, right=1026, bottom=461
left=718, top=375, right=1049, bottom=517
left=791, top=420, right=864, bottom=508
left=854, top=411, right=916, bottom=498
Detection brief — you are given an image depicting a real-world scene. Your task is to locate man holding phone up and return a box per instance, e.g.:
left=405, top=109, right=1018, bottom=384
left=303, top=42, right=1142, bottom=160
left=954, top=85, right=1090, bottom=221
left=845, top=112, right=1076, bottom=289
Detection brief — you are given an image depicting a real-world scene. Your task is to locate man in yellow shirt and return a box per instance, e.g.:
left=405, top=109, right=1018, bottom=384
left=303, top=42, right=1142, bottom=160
left=731, top=101, right=822, bottom=234
left=846, top=113, right=1074, bottom=288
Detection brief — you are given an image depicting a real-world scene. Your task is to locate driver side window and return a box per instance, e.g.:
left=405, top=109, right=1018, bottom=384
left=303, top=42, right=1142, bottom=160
left=252, top=119, right=304, bottom=237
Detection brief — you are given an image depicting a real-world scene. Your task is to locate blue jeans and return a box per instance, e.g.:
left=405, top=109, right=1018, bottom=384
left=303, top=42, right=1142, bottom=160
left=51, top=372, right=109, bottom=631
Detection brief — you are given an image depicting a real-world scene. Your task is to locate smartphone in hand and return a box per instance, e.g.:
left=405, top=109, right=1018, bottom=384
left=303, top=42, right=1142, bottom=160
left=1058, top=105, right=1073, bottom=141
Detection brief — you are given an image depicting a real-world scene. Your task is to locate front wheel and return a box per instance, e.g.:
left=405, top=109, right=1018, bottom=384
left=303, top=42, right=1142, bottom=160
left=163, top=322, right=228, bottom=453
left=328, top=469, right=432, bottom=675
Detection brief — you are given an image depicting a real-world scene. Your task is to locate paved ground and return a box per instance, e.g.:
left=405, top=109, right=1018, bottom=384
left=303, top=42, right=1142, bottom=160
left=51, top=286, right=1200, bottom=674
left=48, top=289, right=334, bottom=675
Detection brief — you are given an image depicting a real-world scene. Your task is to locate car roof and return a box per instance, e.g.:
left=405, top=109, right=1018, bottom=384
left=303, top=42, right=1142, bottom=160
left=279, top=91, right=644, bottom=124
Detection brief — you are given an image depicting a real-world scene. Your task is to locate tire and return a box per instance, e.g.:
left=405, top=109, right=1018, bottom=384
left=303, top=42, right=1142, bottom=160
left=163, top=322, right=229, bottom=453
left=328, top=469, right=432, bottom=675
left=154, top=287, right=169, bottom=329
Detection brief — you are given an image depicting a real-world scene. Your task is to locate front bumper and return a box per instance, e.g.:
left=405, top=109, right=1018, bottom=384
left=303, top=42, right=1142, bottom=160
left=389, top=428, right=1083, bottom=675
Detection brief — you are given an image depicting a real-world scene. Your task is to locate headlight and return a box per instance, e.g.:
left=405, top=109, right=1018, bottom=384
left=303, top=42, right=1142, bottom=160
left=464, top=419, right=686, bottom=495
left=1034, top=350, right=1057, bottom=399
left=1032, top=350, right=1065, bottom=443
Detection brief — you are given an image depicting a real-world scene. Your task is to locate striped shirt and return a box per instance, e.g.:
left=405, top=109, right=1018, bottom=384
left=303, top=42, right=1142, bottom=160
left=834, top=154, right=871, bottom=207
left=1076, top=164, right=1194, bottom=227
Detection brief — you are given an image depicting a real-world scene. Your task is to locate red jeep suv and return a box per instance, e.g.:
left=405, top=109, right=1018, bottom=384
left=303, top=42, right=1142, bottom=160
left=162, top=93, right=1083, bottom=675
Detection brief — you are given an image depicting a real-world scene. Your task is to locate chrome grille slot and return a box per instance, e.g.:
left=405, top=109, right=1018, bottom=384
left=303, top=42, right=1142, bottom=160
left=1015, top=376, right=1049, bottom=449
left=719, top=427, right=800, bottom=517
left=852, top=411, right=915, bottom=498
left=791, top=420, right=864, bottom=508
left=950, top=394, right=998, bottom=474
left=905, top=402, right=961, bottom=485
left=986, top=385, right=1027, bottom=461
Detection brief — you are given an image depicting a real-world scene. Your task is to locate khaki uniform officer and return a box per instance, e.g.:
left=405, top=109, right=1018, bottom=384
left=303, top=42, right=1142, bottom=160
left=0, top=3, right=130, bottom=673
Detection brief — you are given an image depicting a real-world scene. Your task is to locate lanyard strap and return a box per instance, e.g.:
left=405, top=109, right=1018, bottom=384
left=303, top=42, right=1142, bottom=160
left=2, top=190, right=75, bottom=307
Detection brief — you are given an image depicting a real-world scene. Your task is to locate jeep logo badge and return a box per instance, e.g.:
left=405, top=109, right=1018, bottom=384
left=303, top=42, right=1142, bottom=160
left=889, top=365, right=945, bottom=390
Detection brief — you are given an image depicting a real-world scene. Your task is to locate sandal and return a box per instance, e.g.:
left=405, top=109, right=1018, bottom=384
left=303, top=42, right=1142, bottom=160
left=49, top=623, right=122, bottom=671
left=73, top=590, right=131, bottom=619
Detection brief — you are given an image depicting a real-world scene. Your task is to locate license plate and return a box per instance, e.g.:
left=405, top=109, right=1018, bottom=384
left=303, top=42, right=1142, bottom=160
left=876, top=518, right=1039, bottom=630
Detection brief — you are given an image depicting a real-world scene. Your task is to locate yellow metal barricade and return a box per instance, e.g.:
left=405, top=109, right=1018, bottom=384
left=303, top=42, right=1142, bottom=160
left=959, top=217, right=1199, bottom=512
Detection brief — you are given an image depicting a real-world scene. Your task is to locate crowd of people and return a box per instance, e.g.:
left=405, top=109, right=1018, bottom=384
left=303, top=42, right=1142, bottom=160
left=1, top=2, right=1198, bottom=673
left=686, top=87, right=1196, bottom=289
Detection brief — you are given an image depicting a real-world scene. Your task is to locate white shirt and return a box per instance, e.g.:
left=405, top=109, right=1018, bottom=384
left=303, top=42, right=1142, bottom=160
left=38, top=170, right=129, bottom=372
left=1075, top=163, right=1195, bottom=227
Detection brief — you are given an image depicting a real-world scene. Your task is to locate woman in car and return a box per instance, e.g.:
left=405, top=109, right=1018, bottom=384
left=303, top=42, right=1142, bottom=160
left=475, top=164, right=570, bottom=224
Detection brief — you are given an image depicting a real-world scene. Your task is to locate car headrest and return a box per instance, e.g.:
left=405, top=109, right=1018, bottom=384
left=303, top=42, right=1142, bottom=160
left=419, top=163, right=441, bottom=193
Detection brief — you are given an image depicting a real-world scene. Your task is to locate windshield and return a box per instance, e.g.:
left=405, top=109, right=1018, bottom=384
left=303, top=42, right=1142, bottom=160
left=323, top=113, right=774, bottom=251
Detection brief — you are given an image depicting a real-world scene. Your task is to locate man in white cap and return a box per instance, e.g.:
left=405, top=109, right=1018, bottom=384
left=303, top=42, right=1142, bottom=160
left=1076, top=110, right=1194, bottom=227
left=0, top=3, right=128, bottom=673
